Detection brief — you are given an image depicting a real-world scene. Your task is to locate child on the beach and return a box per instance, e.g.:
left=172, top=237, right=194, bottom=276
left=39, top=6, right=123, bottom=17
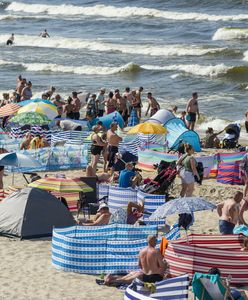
left=241, top=237, right=248, bottom=252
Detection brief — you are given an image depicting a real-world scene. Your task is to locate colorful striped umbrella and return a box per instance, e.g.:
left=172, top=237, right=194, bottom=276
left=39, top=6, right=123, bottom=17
left=0, top=103, right=21, bottom=117
left=28, top=177, right=93, bottom=193
left=18, top=102, right=57, bottom=120
left=10, top=112, right=51, bottom=125
left=19, top=98, right=55, bottom=107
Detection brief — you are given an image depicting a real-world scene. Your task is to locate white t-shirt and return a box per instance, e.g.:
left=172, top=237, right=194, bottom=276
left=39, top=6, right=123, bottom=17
left=96, top=93, right=105, bottom=110
left=60, top=120, right=80, bottom=131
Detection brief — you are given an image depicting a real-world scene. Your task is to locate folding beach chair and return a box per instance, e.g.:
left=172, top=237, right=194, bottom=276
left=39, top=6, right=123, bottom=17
left=125, top=274, right=189, bottom=300
left=192, top=273, right=245, bottom=300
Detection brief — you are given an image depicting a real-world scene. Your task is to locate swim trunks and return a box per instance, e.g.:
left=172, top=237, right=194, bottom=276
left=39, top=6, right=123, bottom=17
left=186, top=112, right=196, bottom=122
left=91, top=144, right=103, bottom=156
left=142, top=274, right=163, bottom=283
left=108, top=145, right=118, bottom=168
left=219, top=220, right=235, bottom=235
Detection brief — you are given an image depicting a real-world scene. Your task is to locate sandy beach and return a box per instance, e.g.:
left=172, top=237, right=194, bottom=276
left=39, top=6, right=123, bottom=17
left=0, top=165, right=247, bottom=300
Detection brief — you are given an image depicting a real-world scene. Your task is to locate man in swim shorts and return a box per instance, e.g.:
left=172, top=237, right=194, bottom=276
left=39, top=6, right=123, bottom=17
left=138, top=235, right=167, bottom=283
left=186, top=92, right=200, bottom=131
left=6, top=33, right=14, bottom=45
left=39, top=29, right=50, bottom=38
left=217, top=191, right=243, bottom=234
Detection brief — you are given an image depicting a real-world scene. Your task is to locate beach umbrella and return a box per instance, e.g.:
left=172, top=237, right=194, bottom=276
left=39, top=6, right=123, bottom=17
left=10, top=112, right=51, bottom=125
left=0, top=103, right=21, bottom=117
left=18, top=102, right=57, bottom=120
left=150, top=197, right=216, bottom=220
left=18, top=98, right=55, bottom=107
left=28, top=176, right=93, bottom=193
left=0, top=152, right=41, bottom=168
left=127, top=122, right=167, bottom=134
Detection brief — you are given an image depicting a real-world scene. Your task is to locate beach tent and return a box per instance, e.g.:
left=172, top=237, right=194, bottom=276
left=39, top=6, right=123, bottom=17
left=147, top=109, right=175, bottom=124
left=165, top=118, right=201, bottom=152
left=0, top=187, right=75, bottom=239
left=89, top=111, right=124, bottom=129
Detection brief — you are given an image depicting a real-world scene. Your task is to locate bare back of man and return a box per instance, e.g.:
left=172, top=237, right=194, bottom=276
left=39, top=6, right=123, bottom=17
left=217, top=191, right=243, bottom=234
left=138, top=236, right=166, bottom=283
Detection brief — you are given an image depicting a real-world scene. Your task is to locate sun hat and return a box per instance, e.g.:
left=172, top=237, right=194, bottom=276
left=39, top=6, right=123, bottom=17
left=97, top=202, right=109, bottom=212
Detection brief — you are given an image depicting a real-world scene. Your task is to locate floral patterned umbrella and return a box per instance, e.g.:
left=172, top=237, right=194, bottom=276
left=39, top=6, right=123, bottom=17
left=150, top=197, right=216, bottom=220
left=10, top=112, right=51, bottom=125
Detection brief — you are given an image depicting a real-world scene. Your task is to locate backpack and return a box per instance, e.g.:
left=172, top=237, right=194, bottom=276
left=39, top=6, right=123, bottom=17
left=196, top=162, right=204, bottom=185
left=178, top=213, right=193, bottom=230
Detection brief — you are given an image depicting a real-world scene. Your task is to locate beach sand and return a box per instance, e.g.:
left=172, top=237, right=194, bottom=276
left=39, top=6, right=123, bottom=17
left=0, top=164, right=247, bottom=299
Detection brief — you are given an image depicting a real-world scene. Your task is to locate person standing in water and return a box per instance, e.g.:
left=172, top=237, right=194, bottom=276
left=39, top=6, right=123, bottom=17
left=39, top=29, right=50, bottom=38
left=6, top=33, right=14, bottom=45
left=186, top=92, right=200, bottom=131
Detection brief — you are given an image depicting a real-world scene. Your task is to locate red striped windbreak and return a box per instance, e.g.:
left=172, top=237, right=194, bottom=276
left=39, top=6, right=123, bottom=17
left=164, top=234, right=248, bottom=285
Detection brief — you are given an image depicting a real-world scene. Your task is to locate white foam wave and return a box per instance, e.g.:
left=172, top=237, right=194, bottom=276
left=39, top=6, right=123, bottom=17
left=0, top=34, right=226, bottom=57
left=142, top=64, right=230, bottom=77
left=0, top=59, right=140, bottom=75
left=213, top=27, right=248, bottom=41
left=0, top=58, right=234, bottom=78
left=243, top=50, right=248, bottom=61
left=6, top=2, right=248, bottom=21
left=198, top=118, right=229, bottom=131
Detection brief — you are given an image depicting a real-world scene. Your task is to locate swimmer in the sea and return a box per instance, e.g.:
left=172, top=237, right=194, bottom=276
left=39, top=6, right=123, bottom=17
left=39, top=29, right=50, bottom=38
left=6, top=33, right=14, bottom=45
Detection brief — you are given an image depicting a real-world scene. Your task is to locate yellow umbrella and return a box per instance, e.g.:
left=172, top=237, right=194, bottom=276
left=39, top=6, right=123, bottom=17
left=127, top=122, right=167, bottom=134
left=18, top=102, right=58, bottom=120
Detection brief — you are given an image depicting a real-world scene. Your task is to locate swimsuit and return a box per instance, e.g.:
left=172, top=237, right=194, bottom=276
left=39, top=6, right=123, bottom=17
left=219, top=220, right=235, bottom=234
left=186, top=112, right=196, bottom=122
left=142, top=274, right=163, bottom=283
left=91, top=144, right=103, bottom=156
left=108, top=145, right=118, bottom=168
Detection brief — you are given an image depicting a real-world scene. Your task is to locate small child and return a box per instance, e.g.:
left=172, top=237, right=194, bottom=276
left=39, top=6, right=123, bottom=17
left=241, top=237, right=248, bottom=252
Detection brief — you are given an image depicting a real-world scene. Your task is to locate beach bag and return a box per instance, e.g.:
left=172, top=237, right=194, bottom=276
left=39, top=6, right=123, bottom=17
left=196, top=162, right=204, bottom=185
left=178, top=213, right=193, bottom=230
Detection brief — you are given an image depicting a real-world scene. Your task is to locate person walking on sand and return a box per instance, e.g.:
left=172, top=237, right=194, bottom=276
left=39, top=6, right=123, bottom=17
left=107, top=123, right=122, bottom=172
left=186, top=92, right=199, bottom=131
left=176, top=143, right=200, bottom=197
left=217, top=191, right=243, bottom=235
left=39, top=29, right=50, bottom=38
left=6, top=33, right=14, bottom=45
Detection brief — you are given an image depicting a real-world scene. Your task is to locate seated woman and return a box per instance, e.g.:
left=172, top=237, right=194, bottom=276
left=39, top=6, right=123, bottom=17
left=79, top=203, right=111, bottom=226
left=201, top=127, right=223, bottom=149
left=208, top=267, right=248, bottom=300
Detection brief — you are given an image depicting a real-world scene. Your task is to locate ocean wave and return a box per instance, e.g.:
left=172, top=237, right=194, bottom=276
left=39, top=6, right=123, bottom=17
left=0, top=34, right=228, bottom=57
left=0, top=60, right=141, bottom=75
left=0, top=1, right=9, bottom=9
left=1, top=58, right=248, bottom=78
left=213, top=27, right=248, bottom=41
left=6, top=2, right=248, bottom=21
left=143, top=64, right=248, bottom=78
left=243, top=50, right=248, bottom=61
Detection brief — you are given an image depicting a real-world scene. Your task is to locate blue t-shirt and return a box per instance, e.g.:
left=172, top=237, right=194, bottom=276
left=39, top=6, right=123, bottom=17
left=118, top=169, right=136, bottom=188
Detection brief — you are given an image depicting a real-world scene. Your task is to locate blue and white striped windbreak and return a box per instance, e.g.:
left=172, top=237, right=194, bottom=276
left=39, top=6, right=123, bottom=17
left=124, top=274, right=189, bottom=300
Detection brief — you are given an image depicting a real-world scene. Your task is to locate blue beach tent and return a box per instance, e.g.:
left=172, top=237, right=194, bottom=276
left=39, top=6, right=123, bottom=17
left=89, top=111, right=124, bottom=129
left=165, top=118, right=201, bottom=152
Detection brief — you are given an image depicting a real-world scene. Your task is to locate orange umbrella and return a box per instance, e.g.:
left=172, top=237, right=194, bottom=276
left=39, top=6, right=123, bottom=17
left=0, top=103, right=21, bottom=117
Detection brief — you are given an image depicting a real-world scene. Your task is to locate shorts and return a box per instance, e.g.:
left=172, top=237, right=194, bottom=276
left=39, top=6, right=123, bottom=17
left=186, top=112, right=196, bottom=122
left=74, top=126, right=82, bottom=131
left=180, top=169, right=195, bottom=184
left=91, top=145, right=103, bottom=156
left=108, top=145, right=118, bottom=168
left=142, top=274, right=163, bottom=283
left=6, top=40, right=13, bottom=45
left=97, top=110, right=104, bottom=117
left=119, top=110, right=128, bottom=122
left=219, top=220, right=235, bottom=235
left=73, top=112, right=80, bottom=120
left=66, top=112, right=74, bottom=119
left=150, top=108, right=158, bottom=117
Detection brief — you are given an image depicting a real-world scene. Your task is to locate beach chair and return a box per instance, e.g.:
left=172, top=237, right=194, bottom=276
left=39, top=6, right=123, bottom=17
left=125, top=274, right=189, bottom=300
left=192, top=273, right=245, bottom=300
